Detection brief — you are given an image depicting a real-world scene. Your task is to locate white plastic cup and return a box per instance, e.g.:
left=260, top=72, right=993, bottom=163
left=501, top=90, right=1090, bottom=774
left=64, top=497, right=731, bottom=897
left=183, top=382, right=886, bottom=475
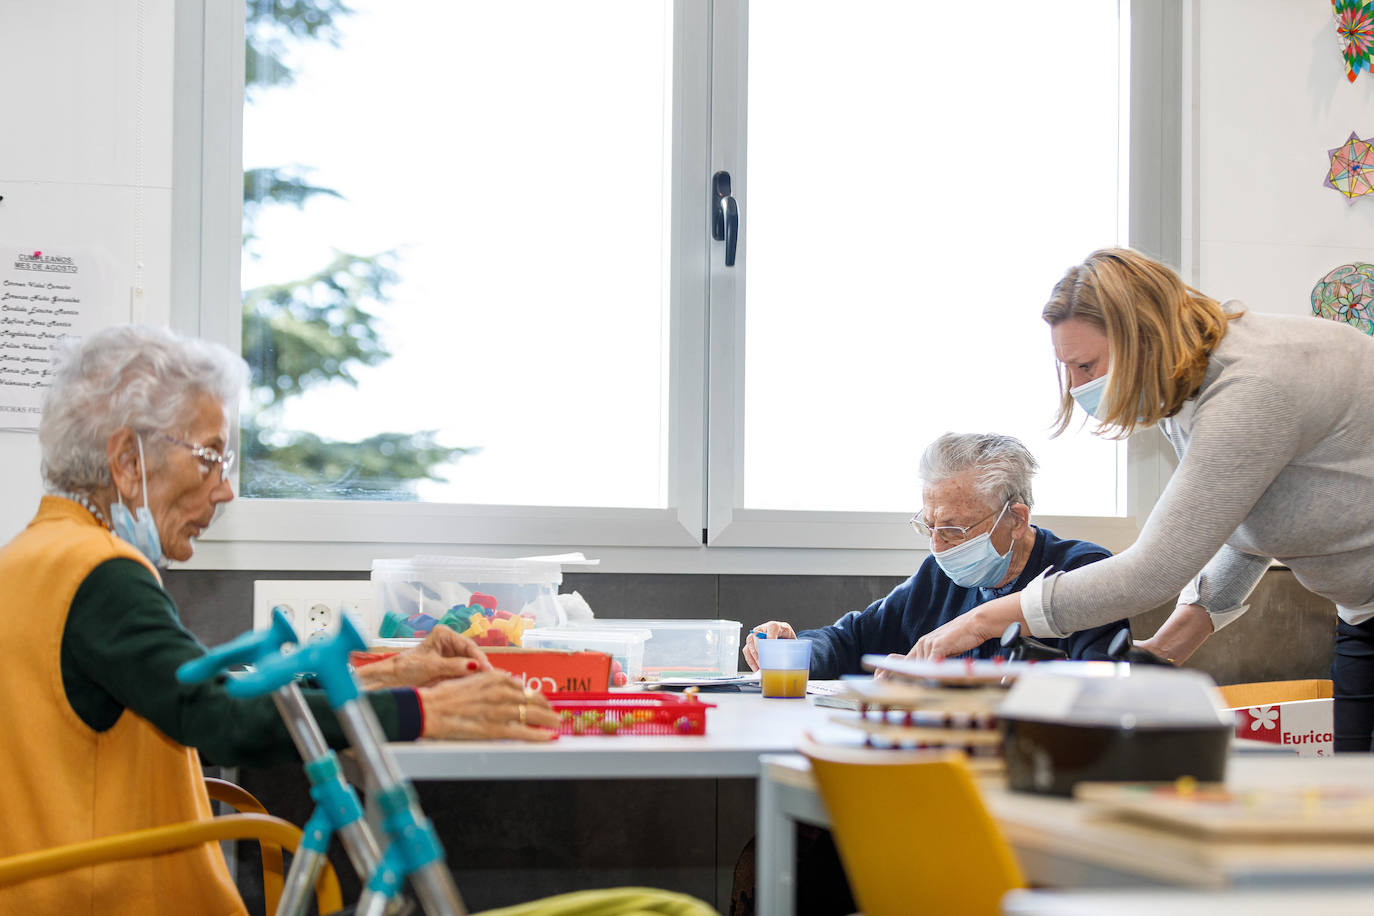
left=756, top=637, right=811, bottom=698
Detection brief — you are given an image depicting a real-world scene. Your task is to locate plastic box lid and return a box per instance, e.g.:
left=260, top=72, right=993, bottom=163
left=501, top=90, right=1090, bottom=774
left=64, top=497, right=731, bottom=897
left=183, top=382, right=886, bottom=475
left=565, top=619, right=742, bottom=676
left=372, top=554, right=564, bottom=585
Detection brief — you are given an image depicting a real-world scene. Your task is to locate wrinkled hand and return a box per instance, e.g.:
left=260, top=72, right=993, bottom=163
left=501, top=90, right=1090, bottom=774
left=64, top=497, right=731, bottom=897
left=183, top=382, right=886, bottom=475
left=872, top=653, right=907, bottom=681
left=418, top=671, right=559, bottom=741
left=909, top=608, right=1005, bottom=662
left=358, top=624, right=494, bottom=690
left=743, top=621, right=797, bottom=671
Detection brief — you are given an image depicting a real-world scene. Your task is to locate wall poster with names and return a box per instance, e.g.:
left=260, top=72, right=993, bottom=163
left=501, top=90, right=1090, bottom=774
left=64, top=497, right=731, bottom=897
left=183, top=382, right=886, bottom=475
left=1, top=246, right=109, bottom=430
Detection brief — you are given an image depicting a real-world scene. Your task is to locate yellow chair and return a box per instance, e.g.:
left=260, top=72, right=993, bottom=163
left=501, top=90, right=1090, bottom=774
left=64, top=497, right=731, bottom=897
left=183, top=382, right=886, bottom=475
left=0, top=779, right=342, bottom=916
left=800, top=734, right=1024, bottom=916
left=1216, top=678, right=1333, bottom=708
left=204, top=776, right=296, bottom=915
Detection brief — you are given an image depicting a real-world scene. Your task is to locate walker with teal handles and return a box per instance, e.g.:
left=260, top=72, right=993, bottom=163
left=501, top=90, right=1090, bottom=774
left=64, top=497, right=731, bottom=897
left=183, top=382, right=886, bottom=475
left=178, top=610, right=465, bottom=916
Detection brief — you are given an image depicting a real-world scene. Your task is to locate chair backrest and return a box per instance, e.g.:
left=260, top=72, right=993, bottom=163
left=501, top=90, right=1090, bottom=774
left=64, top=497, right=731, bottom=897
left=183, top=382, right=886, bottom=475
left=204, top=777, right=287, bottom=915
left=800, top=736, right=1024, bottom=916
left=1217, top=678, right=1333, bottom=708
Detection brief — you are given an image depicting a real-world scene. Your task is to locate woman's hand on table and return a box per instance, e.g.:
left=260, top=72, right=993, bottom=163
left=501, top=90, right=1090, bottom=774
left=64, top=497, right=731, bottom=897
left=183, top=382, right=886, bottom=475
left=357, top=624, right=494, bottom=690
left=743, top=621, right=797, bottom=671
left=1135, top=603, right=1214, bottom=665
left=418, top=671, right=559, bottom=741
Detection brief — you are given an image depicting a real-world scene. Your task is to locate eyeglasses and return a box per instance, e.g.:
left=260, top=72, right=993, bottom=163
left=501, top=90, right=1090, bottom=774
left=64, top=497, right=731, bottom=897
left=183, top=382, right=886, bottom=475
left=153, top=432, right=236, bottom=481
left=910, top=501, right=1009, bottom=544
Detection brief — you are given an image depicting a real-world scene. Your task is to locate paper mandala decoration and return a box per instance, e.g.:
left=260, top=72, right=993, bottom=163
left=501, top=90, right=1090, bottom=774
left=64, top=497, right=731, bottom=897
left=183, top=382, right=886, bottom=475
left=1324, top=132, right=1374, bottom=202
left=1312, top=263, right=1374, bottom=335
left=1335, top=0, right=1374, bottom=82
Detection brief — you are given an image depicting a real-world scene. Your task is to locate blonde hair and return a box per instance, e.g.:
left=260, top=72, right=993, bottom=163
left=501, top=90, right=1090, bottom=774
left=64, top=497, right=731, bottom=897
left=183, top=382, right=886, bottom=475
left=1042, top=248, right=1240, bottom=437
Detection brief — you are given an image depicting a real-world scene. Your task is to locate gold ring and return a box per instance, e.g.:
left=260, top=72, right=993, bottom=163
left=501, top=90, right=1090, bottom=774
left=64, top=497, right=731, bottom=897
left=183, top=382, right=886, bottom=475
left=517, top=703, right=527, bottom=726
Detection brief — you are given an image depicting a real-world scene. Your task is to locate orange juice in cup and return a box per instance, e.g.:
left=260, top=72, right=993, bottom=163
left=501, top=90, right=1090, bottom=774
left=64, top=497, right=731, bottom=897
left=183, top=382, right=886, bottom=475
left=756, top=636, right=811, bottom=699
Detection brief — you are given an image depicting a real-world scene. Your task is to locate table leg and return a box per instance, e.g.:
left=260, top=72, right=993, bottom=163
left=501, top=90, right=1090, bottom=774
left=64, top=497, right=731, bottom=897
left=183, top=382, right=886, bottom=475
left=757, top=769, right=797, bottom=916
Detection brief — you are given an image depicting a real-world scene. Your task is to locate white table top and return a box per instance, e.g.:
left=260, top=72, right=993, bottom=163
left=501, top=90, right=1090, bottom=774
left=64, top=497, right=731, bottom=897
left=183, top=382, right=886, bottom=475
left=1002, top=889, right=1374, bottom=914
left=383, top=692, right=831, bottom=780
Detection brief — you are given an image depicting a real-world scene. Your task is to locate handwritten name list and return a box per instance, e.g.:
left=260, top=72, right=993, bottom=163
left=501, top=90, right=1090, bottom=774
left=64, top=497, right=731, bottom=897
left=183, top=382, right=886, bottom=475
left=1, top=248, right=104, bottom=429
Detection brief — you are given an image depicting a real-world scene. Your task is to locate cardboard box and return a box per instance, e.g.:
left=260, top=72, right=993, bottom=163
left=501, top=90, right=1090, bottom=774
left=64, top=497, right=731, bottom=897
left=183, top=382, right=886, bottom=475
left=482, top=647, right=612, bottom=695
left=1230, top=698, right=1334, bottom=757
left=352, top=645, right=612, bottom=695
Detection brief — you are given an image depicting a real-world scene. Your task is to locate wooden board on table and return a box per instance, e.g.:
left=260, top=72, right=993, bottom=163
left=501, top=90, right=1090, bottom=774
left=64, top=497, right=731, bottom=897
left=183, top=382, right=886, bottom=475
left=830, top=715, right=1003, bottom=747
left=1075, top=781, right=1374, bottom=840
left=836, top=676, right=1007, bottom=712
left=861, top=655, right=1033, bottom=685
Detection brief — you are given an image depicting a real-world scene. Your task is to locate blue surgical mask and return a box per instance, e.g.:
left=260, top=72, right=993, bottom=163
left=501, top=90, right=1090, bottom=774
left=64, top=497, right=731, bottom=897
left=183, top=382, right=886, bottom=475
left=932, top=511, right=1013, bottom=588
left=1070, top=373, right=1109, bottom=420
left=111, top=434, right=166, bottom=569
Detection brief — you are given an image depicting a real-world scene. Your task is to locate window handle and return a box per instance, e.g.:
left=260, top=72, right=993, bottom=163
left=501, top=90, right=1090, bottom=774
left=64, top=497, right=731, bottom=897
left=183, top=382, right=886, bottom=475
left=712, top=170, right=739, bottom=267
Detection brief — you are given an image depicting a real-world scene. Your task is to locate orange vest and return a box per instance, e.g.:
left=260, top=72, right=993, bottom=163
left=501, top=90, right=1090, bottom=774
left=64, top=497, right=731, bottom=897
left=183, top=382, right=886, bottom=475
left=0, top=496, right=246, bottom=915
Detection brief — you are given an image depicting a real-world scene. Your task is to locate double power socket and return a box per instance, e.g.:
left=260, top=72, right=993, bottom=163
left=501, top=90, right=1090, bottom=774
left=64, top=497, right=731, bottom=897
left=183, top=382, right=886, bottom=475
left=251, top=579, right=378, bottom=644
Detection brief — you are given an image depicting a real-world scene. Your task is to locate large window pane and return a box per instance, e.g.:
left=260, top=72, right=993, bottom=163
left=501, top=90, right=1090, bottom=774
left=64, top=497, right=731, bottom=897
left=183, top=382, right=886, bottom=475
left=242, top=1, right=672, bottom=505
left=743, top=0, right=1126, bottom=515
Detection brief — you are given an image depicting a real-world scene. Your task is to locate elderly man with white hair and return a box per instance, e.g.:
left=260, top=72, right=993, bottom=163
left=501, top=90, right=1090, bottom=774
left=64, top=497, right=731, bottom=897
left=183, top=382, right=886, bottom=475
left=0, top=325, right=558, bottom=914
left=744, top=432, right=1128, bottom=677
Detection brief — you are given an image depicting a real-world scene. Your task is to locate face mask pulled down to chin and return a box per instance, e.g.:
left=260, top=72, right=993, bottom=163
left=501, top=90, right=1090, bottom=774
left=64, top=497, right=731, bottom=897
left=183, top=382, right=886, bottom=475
left=111, top=434, right=167, bottom=569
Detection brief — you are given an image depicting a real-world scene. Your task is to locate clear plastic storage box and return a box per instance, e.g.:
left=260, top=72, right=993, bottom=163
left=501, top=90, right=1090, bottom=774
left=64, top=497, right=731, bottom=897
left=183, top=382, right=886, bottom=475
left=520, top=626, right=652, bottom=683
left=566, top=619, right=742, bottom=678
left=370, top=555, right=568, bottom=647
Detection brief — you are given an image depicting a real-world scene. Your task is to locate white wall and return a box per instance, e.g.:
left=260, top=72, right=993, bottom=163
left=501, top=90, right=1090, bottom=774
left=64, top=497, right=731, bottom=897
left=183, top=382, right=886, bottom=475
left=1186, top=0, right=1374, bottom=313
left=0, top=1, right=175, bottom=540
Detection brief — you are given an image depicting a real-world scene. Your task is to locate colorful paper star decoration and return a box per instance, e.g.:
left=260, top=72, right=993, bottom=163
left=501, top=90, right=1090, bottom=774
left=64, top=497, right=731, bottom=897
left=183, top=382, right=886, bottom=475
left=1312, top=263, right=1374, bottom=335
left=1334, top=0, right=1374, bottom=82
left=1324, top=132, right=1374, bottom=202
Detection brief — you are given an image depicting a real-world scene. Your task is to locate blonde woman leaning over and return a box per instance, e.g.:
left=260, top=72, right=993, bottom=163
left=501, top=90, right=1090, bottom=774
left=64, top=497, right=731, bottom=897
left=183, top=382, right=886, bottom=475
left=910, top=248, right=1374, bottom=752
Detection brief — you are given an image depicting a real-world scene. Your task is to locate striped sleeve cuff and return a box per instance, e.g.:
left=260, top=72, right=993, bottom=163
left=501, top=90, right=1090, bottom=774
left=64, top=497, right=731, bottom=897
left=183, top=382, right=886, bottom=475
left=1181, top=574, right=1251, bottom=632
left=1207, top=604, right=1250, bottom=632
left=1020, top=568, right=1069, bottom=639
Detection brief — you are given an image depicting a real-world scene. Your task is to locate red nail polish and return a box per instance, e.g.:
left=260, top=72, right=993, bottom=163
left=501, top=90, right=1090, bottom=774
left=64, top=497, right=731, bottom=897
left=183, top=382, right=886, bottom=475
left=466, top=660, right=478, bottom=671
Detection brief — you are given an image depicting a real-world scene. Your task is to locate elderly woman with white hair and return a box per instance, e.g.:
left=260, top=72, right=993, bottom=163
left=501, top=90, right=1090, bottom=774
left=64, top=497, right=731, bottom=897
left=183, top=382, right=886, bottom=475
left=743, top=432, right=1129, bottom=677
left=0, top=325, right=557, bottom=914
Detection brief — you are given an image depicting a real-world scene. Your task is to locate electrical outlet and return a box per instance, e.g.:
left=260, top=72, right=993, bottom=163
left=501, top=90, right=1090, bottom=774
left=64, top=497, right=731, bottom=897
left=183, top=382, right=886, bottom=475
left=252, top=580, right=377, bottom=642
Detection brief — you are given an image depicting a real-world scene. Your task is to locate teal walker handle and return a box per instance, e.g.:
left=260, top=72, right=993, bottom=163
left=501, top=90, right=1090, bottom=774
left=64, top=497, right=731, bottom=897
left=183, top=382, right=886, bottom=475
left=227, top=614, right=369, bottom=707
left=176, top=608, right=298, bottom=684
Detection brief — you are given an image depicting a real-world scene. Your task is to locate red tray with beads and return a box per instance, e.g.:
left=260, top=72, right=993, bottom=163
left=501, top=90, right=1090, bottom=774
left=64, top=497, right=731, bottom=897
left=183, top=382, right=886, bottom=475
left=550, top=692, right=714, bottom=736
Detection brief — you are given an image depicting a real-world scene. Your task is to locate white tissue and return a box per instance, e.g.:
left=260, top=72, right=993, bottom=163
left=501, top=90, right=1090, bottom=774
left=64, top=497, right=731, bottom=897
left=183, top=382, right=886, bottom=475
left=557, top=591, right=595, bottom=623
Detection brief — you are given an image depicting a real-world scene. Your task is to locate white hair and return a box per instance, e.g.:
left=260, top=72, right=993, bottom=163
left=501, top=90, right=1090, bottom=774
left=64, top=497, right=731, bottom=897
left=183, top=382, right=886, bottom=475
left=39, top=325, right=250, bottom=493
left=918, top=432, right=1038, bottom=510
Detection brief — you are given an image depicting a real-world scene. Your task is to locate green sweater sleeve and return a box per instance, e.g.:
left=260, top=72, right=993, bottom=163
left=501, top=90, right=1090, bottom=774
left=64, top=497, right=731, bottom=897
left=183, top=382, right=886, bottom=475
left=61, top=558, right=418, bottom=768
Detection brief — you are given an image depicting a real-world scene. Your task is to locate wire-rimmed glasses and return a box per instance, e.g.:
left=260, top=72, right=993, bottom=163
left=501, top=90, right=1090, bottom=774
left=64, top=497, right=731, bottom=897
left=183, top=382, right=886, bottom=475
left=909, top=501, right=1009, bottom=544
left=153, top=432, right=236, bottom=481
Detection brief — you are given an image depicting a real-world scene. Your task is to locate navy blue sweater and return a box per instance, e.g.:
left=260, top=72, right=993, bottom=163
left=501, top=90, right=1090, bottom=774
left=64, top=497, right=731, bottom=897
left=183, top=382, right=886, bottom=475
left=800, top=527, right=1128, bottom=678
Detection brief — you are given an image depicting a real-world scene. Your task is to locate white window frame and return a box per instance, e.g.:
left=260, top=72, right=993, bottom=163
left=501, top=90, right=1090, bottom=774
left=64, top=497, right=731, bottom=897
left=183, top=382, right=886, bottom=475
left=170, top=0, right=1181, bottom=574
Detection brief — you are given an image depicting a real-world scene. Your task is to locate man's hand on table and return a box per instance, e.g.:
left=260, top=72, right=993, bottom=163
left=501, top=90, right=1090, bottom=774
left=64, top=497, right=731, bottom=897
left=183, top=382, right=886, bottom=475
left=909, top=597, right=1023, bottom=661
left=743, top=621, right=797, bottom=671
left=418, top=671, right=559, bottom=741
